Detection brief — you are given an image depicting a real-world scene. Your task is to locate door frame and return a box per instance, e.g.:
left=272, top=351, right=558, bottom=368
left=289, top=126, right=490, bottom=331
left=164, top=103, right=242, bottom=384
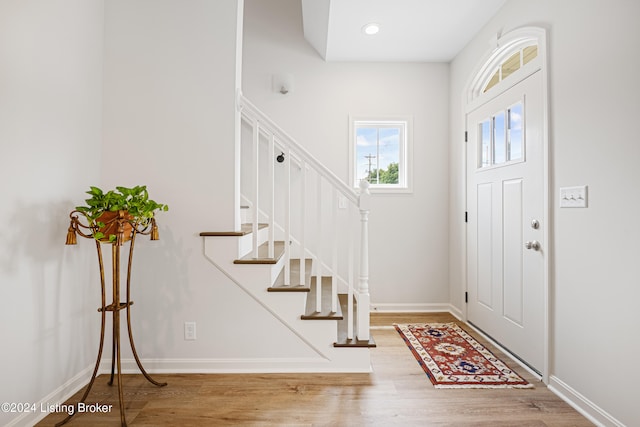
left=462, top=26, right=550, bottom=383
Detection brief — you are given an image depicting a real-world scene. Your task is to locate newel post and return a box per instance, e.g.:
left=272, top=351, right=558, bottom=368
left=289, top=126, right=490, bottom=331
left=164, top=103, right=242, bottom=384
left=357, top=179, right=371, bottom=341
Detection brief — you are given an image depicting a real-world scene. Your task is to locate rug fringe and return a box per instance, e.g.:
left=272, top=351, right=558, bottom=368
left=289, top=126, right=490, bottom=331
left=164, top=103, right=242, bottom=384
left=434, top=384, right=535, bottom=389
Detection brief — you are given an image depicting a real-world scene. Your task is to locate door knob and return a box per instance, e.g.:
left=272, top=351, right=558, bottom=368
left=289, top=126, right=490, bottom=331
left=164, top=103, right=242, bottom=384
left=525, top=240, right=541, bottom=251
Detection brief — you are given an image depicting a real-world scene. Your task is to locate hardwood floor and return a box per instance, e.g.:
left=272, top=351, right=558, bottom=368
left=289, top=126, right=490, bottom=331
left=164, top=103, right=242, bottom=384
left=37, top=313, right=592, bottom=426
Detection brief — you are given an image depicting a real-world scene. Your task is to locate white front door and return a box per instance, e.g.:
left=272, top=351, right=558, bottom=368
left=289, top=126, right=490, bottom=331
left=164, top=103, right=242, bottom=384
left=466, top=70, right=545, bottom=373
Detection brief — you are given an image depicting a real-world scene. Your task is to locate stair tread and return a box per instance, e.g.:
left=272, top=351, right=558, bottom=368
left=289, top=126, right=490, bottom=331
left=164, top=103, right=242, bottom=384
left=334, top=293, right=376, bottom=348
left=268, top=259, right=313, bottom=291
left=200, top=223, right=268, bottom=237
left=234, top=240, right=285, bottom=264
left=301, top=277, right=343, bottom=320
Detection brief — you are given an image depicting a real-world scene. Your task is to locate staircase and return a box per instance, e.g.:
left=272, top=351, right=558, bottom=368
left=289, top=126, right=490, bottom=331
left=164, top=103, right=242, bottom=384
left=200, top=95, right=374, bottom=373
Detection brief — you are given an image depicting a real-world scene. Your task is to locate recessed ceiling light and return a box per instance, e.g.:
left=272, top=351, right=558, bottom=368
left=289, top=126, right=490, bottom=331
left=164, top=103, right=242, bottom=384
left=362, top=23, right=380, bottom=36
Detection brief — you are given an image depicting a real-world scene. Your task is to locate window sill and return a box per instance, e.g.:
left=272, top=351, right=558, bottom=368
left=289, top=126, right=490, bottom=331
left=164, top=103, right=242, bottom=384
left=366, top=186, right=413, bottom=195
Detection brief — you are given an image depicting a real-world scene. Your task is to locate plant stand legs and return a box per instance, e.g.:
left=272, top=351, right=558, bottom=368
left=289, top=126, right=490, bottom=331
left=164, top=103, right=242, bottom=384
left=56, top=238, right=166, bottom=427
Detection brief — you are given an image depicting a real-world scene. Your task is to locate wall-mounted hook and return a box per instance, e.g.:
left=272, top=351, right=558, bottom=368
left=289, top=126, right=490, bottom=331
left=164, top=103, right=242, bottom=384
left=276, top=152, right=285, bottom=163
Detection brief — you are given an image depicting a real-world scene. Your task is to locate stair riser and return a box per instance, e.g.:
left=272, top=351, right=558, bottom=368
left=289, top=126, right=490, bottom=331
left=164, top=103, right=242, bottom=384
left=204, top=240, right=287, bottom=291
left=237, top=226, right=269, bottom=259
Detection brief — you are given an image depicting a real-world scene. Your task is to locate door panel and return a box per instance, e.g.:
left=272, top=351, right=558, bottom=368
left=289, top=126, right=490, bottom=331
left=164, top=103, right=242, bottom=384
left=476, top=182, right=494, bottom=309
left=503, top=178, right=524, bottom=326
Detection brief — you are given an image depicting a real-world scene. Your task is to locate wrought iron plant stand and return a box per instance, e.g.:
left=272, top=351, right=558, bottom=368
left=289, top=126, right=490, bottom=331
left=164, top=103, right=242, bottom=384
left=62, top=210, right=167, bottom=426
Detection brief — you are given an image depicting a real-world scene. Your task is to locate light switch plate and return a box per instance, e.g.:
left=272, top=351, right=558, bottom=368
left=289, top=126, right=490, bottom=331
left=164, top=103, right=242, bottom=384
left=560, top=185, right=588, bottom=208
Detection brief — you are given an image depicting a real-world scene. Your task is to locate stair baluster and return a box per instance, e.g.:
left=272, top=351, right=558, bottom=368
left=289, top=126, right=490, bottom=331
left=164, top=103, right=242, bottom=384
left=267, top=133, right=275, bottom=259
left=284, top=146, right=291, bottom=286
left=299, top=160, right=306, bottom=286
left=331, top=186, right=338, bottom=313
left=238, top=94, right=371, bottom=341
left=315, top=175, right=323, bottom=313
left=251, top=118, right=260, bottom=259
left=347, top=202, right=355, bottom=340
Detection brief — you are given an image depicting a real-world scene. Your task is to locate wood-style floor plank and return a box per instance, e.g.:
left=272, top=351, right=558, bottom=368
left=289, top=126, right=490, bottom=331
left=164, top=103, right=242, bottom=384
left=36, top=313, right=592, bottom=426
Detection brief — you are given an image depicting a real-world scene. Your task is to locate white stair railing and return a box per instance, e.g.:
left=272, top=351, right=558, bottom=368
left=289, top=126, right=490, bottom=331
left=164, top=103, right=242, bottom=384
left=239, top=94, right=371, bottom=341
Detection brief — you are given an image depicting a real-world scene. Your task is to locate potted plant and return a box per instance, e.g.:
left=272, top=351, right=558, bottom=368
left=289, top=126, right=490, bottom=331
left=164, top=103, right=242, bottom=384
left=72, top=185, right=168, bottom=243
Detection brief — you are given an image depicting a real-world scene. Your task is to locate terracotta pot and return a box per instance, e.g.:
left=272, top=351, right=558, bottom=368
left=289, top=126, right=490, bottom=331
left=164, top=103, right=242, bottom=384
left=96, top=210, right=133, bottom=243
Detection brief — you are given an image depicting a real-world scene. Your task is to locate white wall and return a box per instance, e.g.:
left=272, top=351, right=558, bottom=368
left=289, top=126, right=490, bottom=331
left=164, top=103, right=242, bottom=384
left=9, top=0, right=636, bottom=423
left=0, top=1, right=104, bottom=425
left=449, top=1, right=640, bottom=425
left=242, top=0, right=451, bottom=310
left=101, top=0, right=322, bottom=367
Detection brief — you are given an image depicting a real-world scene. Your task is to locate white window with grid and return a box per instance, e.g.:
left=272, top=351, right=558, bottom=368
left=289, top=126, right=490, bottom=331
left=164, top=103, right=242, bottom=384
left=349, top=117, right=412, bottom=193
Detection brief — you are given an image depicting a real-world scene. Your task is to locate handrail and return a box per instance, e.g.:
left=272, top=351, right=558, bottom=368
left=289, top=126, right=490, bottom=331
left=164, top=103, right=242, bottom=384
left=239, top=95, right=359, bottom=205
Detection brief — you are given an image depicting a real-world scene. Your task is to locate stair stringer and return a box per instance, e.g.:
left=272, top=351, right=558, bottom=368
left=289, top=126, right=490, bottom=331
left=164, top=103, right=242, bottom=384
left=202, top=235, right=372, bottom=373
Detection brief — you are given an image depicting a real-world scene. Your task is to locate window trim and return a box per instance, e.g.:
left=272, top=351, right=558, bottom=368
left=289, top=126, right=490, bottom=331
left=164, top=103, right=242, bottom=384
left=349, top=115, right=413, bottom=194
left=465, top=27, right=546, bottom=112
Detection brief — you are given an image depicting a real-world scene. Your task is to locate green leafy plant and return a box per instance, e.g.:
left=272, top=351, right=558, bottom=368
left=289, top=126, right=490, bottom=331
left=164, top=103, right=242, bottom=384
left=75, top=185, right=168, bottom=241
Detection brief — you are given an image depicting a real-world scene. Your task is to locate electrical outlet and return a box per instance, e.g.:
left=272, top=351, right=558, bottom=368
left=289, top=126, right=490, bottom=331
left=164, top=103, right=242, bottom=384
left=338, top=195, right=347, bottom=209
left=184, top=322, right=196, bottom=340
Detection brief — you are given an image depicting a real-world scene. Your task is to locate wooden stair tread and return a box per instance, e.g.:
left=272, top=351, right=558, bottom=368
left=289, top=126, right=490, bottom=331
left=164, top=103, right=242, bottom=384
left=200, top=223, right=268, bottom=237
left=334, top=293, right=376, bottom=348
left=268, top=258, right=313, bottom=291
left=234, top=240, right=285, bottom=264
left=301, top=277, right=343, bottom=320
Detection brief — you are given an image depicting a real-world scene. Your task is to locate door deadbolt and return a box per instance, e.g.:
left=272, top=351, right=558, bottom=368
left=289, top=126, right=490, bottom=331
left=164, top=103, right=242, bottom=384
left=531, top=219, right=540, bottom=229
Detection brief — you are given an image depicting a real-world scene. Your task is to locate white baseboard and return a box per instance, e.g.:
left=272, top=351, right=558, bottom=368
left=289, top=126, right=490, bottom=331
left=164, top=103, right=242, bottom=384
left=370, top=302, right=457, bottom=313
left=5, top=364, right=95, bottom=427
left=99, top=357, right=372, bottom=374
left=548, top=375, right=624, bottom=427
left=448, top=305, right=463, bottom=320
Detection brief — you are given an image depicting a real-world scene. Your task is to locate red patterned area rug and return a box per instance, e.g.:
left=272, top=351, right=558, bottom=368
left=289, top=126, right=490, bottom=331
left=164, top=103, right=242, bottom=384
left=395, top=322, right=533, bottom=389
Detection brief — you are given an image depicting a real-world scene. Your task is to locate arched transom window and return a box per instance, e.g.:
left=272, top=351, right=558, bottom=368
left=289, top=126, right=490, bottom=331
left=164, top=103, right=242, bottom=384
left=483, top=45, right=538, bottom=93
left=466, top=27, right=546, bottom=105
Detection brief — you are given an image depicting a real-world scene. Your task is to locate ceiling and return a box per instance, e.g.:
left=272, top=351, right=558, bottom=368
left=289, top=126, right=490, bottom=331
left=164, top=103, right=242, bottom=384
left=301, top=0, right=506, bottom=62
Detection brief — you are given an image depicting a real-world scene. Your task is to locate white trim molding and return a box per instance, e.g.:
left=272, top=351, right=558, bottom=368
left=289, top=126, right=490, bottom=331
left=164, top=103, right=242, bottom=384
left=371, top=302, right=458, bottom=314
left=548, top=376, right=625, bottom=427
left=5, top=364, right=96, bottom=427
left=102, top=357, right=373, bottom=374
left=466, top=26, right=548, bottom=108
